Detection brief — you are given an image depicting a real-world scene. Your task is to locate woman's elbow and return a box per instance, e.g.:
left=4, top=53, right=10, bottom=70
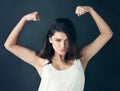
left=102, top=30, right=113, bottom=41
left=109, top=31, right=113, bottom=39
left=4, top=43, right=10, bottom=50
left=4, top=42, right=13, bottom=51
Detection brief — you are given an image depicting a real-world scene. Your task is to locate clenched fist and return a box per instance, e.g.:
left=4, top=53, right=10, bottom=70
left=23, top=11, right=40, bottom=21
left=75, top=6, right=92, bottom=16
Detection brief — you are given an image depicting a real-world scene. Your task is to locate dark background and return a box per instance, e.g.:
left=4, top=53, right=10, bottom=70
left=0, top=0, right=120, bottom=91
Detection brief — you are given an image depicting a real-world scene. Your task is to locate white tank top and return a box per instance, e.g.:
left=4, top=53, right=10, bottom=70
left=38, top=59, right=85, bottom=91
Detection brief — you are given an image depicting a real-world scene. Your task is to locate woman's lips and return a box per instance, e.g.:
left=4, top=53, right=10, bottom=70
left=60, top=49, right=67, bottom=52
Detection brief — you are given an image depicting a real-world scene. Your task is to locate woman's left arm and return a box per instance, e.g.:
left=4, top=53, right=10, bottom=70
left=76, top=6, right=113, bottom=69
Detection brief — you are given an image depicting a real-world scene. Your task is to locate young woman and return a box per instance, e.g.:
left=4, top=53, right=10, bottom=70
left=4, top=6, right=113, bottom=91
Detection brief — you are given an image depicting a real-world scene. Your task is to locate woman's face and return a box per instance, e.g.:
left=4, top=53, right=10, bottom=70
left=49, top=31, right=69, bottom=56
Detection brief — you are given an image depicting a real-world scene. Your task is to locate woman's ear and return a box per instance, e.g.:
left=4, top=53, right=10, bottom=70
left=49, top=37, right=52, bottom=43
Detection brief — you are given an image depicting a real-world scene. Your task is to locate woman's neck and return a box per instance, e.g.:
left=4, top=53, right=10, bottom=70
left=52, top=53, right=65, bottom=62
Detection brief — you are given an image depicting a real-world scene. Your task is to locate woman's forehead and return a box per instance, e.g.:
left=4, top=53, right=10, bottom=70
left=52, top=32, right=68, bottom=39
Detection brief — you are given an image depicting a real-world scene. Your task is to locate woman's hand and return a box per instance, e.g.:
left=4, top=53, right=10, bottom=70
left=23, top=11, right=40, bottom=21
left=75, top=6, right=92, bottom=16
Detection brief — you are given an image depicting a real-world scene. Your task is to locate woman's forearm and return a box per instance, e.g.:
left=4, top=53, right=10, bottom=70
left=76, top=6, right=113, bottom=38
left=4, top=11, right=40, bottom=49
left=4, top=17, right=27, bottom=49
left=89, top=7, right=113, bottom=37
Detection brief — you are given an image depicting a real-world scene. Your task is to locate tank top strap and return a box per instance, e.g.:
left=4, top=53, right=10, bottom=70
left=75, top=59, right=84, bottom=71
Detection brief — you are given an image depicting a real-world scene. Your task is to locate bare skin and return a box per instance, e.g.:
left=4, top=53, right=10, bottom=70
left=4, top=6, right=113, bottom=77
left=49, top=32, right=74, bottom=71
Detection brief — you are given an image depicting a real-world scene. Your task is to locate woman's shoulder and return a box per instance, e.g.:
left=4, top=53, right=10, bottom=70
left=36, top=57, right=49, bottom=66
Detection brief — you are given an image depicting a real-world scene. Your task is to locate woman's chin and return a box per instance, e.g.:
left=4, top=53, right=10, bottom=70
left=58, top=51, right=67, bottom=56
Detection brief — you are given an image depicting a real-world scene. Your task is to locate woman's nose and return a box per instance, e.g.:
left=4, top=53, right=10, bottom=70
left=60, top=42, right=65, bottom=48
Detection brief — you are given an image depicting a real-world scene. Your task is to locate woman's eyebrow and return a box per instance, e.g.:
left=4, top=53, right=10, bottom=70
left=53, top=36, right=68, bottom=40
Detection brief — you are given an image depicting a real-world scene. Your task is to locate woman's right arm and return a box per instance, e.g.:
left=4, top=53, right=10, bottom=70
left=4, top=12, right=45, bottom=68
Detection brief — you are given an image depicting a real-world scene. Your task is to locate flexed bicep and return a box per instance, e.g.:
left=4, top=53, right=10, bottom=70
left=4, top=11, right=44, bottom=67
left=76, top=6, right=113, bottom=68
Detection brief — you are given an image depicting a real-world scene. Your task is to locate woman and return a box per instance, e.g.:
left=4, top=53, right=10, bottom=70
left=4, top=6, right=113, bottom=91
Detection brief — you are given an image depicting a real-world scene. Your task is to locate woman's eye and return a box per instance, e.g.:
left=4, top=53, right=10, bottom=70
left=65, top=40, right=69, bottom=43
left=55, top=39, right=60, bottom=42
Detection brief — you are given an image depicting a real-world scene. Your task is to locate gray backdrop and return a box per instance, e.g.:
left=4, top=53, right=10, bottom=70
left=0, top=0, right=120, bottom=91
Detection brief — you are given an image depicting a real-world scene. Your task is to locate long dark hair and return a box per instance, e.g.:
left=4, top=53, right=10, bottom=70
left=37, top=18, right=78, bottom=63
